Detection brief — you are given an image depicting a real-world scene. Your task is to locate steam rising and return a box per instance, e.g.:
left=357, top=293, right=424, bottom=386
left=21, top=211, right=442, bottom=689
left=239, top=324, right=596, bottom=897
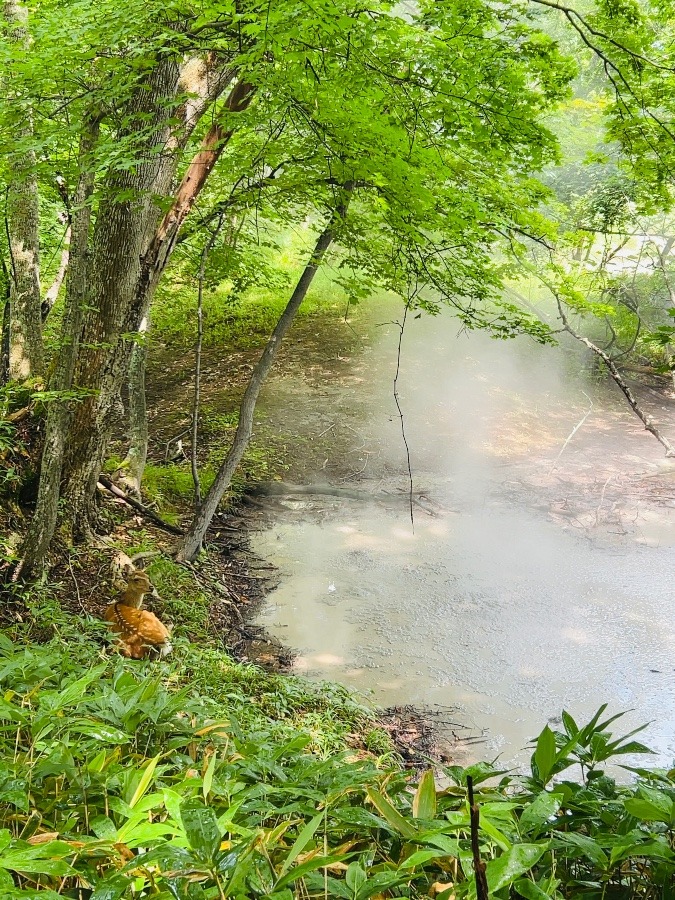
left=254, top=311, right=675, bottom=768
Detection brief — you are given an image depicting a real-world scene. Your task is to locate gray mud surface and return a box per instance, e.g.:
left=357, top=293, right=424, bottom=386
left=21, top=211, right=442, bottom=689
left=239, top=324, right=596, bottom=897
left=248, top=312, right=675, bottom=770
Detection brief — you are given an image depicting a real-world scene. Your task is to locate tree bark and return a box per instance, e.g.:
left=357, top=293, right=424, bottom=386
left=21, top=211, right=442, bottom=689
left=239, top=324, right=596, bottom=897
left=1, top=260, right=9, bottom=384
left=60, top=73, right=254, bottom=537
left=177, top=186, right=353, bottom=561
left=14, top=117, right=100, bottom=579
left=60, top=55, right=182, bottom=535
left=4, top=0, right=44, bottom=381
left=133, top=79, right=256, bottom=319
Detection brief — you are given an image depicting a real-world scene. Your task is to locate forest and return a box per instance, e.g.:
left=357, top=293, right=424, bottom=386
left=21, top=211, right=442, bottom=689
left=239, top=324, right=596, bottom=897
left=1, top=0, right=675, bottom=896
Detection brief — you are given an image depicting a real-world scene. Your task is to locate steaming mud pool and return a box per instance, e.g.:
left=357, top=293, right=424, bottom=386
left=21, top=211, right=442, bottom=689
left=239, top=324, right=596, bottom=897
left=251, top=312, right=675, bottom=770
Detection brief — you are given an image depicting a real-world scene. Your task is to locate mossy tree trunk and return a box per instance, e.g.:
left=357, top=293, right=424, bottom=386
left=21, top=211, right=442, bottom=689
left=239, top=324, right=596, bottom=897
left=59, top=76, right=254, bottom=539
left=15, top=118, right=99, bottom=579
left=4, top=0, right=43, bottom=381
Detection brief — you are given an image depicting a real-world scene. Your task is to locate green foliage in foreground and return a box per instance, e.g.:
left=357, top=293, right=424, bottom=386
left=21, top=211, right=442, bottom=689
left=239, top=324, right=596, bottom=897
left=0, top=633, right=673, bottom=899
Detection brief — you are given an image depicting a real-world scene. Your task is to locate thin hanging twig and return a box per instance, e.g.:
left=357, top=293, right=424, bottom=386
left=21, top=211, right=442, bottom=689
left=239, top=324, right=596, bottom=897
left=393, top=298, right=414, bottom=530
left=191, top=213, right=226, bottom=506
left=550, top=390, right=594, bottom=471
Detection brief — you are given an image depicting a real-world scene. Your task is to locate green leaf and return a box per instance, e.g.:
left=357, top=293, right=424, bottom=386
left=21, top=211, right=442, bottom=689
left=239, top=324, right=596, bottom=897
left=202, top=750, right=217, bottom=800
left=515, top=876, right=557, bottom=899
left=90, top=815, right=117, bottom=840
left=51, top=663, right=108, bottom=708
left=480, top=817, right=512, bottom=851
left=610, top=838, right=673, bottom=866
left=520, top=792, right=563, bottom=837
left=274, top=853, right=345, bottom=891
left=485, top=843, right=548, bottom=893
left=399, top=848, right=456, bottom=869
left=128, top=754, right=161, bottom=809
left=533, top=726, right=556, bottom=785
left=625, top=797, right=673, bottom=824
left=90, top=876, right=131, bottom=900
left=366, top=788, right=417, bottom=838
left=356, top=871, right=407, bottom=900
left=553, top=832, right=608, bottom=868
left=180, top=799, right=222, bottom=865
left=561, top=710, right=578, bottom=738
left=413, top=769, right=437, bottom=820
left=276, top=812, right=324, bottom=882
left=345, top=861, right=367, bottom=894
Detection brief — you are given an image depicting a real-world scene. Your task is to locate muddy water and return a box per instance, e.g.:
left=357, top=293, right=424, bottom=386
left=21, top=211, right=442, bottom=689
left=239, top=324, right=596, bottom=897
left=252, top=311, right=675, bottom=769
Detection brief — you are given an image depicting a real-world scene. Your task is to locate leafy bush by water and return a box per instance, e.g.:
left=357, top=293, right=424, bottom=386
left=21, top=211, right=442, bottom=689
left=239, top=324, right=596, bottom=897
left=0, top=631, right=673, bottom=899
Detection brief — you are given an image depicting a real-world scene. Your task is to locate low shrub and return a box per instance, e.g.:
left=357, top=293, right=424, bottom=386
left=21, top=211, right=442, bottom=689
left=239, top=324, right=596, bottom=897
left=0, top=630, right=672, bottom=899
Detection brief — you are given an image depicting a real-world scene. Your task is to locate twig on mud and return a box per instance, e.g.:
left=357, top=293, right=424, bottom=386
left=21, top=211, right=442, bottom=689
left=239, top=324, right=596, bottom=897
left=556, top=299, right=675, bottom=457
left=317, top=423, right=336, bottom=438
left=392, top=300, right=415, bottom=530
left=130, top=550, right=162, bottom=565
left=595, top=474, right=615, bottom=525
left=550, top=391, right=594, bottom=471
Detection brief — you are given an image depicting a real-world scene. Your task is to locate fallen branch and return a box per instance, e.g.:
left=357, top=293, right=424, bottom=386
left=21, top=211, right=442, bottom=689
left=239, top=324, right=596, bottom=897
left=557, top=301, right=675, bottom=457
left=97, top=474, right=185, bottom=535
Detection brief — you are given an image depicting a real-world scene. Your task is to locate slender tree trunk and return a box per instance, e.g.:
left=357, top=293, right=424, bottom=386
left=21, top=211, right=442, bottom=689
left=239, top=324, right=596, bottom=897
left=177, top=186, right=353, bottom=561
left=191, top=216, right=225, bottom=505
left=14, top=118, right=100, bottom=579
left=1, top=260, right=10, bottom=384
left=41, top=226, right=71, bottom=320
left=653, top=236, right=675, bottom=392
left=4, top=0, right=43, bottom=381
left=119, top=315, right=149, bottom=496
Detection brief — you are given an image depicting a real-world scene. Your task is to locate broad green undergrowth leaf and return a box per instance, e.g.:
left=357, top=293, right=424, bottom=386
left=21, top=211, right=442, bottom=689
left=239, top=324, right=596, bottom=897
left=413, top=769, right=437, bottom=820
left=180, top=798, right=221, bottom=865
left=485, top=843, right=548, bottom=893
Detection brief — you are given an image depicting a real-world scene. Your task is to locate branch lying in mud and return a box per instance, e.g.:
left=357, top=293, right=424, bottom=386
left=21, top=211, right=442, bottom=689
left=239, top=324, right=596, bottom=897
left=557, top=300, right=675, bottom=458
left=97, top=474, right=185, bottom=536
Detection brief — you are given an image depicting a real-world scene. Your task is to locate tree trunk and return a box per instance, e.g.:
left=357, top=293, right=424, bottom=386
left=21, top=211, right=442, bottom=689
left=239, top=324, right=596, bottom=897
left=133, top=79, right=256, bottom=322
left=60, top=56, right=182, bottom=535
left=41, top=226, right=71, bottom=320
left=119, top=315, right=149, bottom=496
left=1, top=261, right=10, bottom=384
left=14, top=118, right=100, bottom=579
left=177, top=186, right=352, bottom=561
left=60, top=74, right=253, bottom=537
left=4, top=0, right=43, bottom=381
